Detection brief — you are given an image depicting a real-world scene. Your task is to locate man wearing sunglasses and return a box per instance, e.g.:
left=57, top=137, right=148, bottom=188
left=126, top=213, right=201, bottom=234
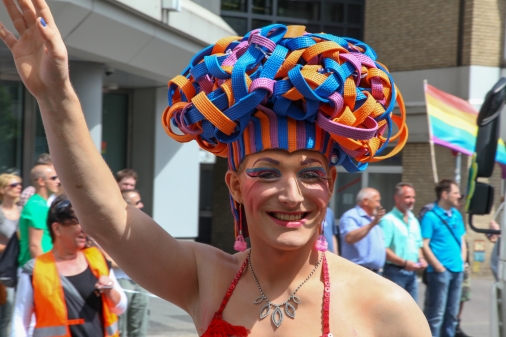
left=18, top=165, right=61, bottom=269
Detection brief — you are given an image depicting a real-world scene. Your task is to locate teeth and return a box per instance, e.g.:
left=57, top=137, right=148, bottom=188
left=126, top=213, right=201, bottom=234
left=272, top=213, right=304, bottom=221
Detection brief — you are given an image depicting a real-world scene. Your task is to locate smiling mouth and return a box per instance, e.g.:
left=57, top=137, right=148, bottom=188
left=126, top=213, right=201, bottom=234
left=267, top=212, right=309, bottom=222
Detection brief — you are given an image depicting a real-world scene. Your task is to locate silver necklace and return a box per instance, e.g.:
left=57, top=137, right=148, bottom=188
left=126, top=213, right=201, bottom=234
left=248, top=251, right=324, bottom=328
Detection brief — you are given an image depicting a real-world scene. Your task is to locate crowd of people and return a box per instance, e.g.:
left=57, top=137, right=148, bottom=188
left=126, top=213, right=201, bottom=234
left=0, top=154, right=150, bottom=337
left=333, top=179, right=472, bottom=337
left=0, top=155, right=482, bottom=337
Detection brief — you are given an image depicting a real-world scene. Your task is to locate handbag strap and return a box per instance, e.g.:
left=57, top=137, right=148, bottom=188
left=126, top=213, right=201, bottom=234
left=430, top=210, right=461, bottom=248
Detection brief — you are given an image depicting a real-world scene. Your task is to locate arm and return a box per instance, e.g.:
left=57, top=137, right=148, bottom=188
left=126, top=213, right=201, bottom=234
left=100, top=269, right=127, bottom=315
left=345, top=222, right=376, bottom=244
left=418, top=248, right=428, bottom=268
left=0, top=243, right=7, bottom=254
left=28, top=227, right=43, bottom=258
left=10, top=273, right=34, bottom=337
left=461, top=236, right=467, bottom=266
left=0, top=0, right=201, bottom=313
left=344, top=208, right=385, bottom=245
left=422, top=239, right=445, bottom=272
left=385, top=248, right=420, bottom=271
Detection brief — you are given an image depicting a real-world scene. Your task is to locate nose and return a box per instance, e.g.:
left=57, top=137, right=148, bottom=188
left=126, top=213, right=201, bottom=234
left=278, top=175, right=304, bottom=207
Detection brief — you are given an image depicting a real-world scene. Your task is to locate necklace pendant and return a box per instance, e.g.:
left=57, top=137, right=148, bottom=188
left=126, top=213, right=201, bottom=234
left=272, top=306, right=283, bottom=327
left=259, top=303, right=271, bottom=319
left=285, top=302, right=296, bottom=319
left=254, top=295, right=266, bottom=304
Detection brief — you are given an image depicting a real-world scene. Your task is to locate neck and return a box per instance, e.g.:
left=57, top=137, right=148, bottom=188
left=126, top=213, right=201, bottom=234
left=52, top=244, right=80, bottom=261
left=248, top=237, right=321, bottom=289
left=437, top=200, right=452, bottom=211
left=36, top=188, right=50, bottom=200
left=396, top=206, right=407, bottom=216
left=0, top=197, right=16, bottom=210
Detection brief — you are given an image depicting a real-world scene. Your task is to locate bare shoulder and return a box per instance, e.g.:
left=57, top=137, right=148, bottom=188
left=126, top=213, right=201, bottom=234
left=327, top=255, right=431, bottom=337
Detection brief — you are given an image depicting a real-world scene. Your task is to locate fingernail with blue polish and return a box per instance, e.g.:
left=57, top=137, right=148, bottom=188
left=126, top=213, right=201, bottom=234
left=40, top=18, right=47, bottom=27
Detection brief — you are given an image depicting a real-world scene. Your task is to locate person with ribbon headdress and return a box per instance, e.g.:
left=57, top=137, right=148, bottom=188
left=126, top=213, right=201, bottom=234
left=0, top=1, right=430, bottom=335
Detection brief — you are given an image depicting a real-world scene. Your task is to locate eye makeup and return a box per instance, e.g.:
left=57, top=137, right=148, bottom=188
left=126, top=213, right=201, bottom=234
left=298, top=167, right=327, bottom=177
left=246, top=167, right=281, bottom=178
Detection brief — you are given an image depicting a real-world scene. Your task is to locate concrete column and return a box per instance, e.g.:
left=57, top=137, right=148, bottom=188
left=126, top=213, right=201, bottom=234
left=153, top=87, right=200, bottom=238
left=131, top=88, right=156, bottom=217
left=69, top=61, right=104, bottom=150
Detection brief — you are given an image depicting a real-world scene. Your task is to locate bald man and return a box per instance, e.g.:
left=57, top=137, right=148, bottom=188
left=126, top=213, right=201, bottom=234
left=18, top=165, right=60, bottom=267
left=339, top=188, right=386, bottom=273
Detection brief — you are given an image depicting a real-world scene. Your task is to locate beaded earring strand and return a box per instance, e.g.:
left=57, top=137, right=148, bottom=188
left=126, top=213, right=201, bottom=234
left=315, top=220, right=328, bottom=252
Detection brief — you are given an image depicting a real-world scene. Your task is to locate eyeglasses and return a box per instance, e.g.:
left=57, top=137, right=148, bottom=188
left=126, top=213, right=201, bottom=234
left=55, top=199, right=71, bottom=214
left=8, top=182, right=22, bottom=188
left=54, top=199, right=79, bottom=224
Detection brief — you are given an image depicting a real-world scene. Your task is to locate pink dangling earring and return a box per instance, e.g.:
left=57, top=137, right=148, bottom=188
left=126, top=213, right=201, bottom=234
left=314, top=221, right=328, bottom=252
left=234, top=204, right=247, bottom=252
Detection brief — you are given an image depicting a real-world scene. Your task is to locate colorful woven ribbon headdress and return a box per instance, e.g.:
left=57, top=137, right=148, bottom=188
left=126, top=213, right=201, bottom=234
left=162, top=24, right=407, bottom=250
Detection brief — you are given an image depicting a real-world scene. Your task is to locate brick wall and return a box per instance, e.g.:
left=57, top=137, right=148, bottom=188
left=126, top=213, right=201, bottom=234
left=364, top=0, right=461, bottom=71
left=364, top=0, right=505, bottom=70
left=465, top=0, right=505, bottom=66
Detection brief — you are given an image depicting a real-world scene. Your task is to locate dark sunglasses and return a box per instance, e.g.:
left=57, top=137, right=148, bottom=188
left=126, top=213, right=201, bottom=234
left=54, top=199, right=79, bottom=224
left=8, top=182, right=22, bottom=188
left=55, top=199, right=71, bottom=214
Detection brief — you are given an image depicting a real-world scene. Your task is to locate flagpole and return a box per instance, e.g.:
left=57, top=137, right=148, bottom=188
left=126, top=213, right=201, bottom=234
left=424, top=79, right=439, bottom=183
left=455, top=152, right=462, bottom=187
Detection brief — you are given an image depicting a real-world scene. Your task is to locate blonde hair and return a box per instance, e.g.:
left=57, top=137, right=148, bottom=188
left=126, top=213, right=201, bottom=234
left=0, top=173, right=22, bottom=203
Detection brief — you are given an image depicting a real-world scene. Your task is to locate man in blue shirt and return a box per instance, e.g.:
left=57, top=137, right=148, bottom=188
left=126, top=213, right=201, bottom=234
left=421, top=179, right=467, bottom=337
left=339, top=188, right=386, bottom=272
left=380, top=182, right=428, bottom=301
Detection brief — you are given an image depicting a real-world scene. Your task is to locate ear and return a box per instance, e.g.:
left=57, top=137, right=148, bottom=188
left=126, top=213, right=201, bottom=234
left=225, top=170, right=243, bottom=204
left=37, top=177, right=46, bottom=188
left=51, top=222, right=61, bottom=237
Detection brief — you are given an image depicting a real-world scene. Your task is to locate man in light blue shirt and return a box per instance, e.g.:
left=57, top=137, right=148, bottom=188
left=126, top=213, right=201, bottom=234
left=380, top=183, right=427, bottom=300
left=339, top=188, right=386, bottom=272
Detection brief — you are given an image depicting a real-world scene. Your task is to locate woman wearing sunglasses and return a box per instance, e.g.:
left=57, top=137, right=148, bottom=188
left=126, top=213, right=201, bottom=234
left=0, top=174, right=21, bottom=337
left=11, top=196, right=127, bottom=337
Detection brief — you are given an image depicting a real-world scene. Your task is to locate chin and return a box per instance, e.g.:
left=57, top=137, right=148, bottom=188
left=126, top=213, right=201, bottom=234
left=269, top=232, right=316, bottom=250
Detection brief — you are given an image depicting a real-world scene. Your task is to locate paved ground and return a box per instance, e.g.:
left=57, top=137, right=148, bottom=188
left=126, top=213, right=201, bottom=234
left=146, top=275, right=496, bottom=337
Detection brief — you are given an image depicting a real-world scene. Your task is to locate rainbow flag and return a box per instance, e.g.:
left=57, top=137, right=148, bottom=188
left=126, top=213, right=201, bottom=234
left=424, top=83, right=506, bottom=166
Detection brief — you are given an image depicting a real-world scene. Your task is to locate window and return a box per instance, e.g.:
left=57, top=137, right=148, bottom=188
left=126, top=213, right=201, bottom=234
left=197, top=164, right=215, bottom=244
left=221, top=0, right=364, bottom=39
left=221, top=0, right=247, bottom=12
left=0, top=81, right=23, bottom=174
left=277, top=1, right=319, bottom=20
left=332, top=153, right=403, bottom=219
left=223, top=16, right=248, bottom=36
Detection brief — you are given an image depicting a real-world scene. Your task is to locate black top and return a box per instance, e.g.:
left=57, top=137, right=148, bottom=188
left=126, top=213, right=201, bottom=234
left=63, top=266, right=104, bottom=337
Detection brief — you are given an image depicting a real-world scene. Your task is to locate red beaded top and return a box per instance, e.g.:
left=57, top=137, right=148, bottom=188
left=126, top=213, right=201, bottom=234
left=202, top=253, right=331, bottom=337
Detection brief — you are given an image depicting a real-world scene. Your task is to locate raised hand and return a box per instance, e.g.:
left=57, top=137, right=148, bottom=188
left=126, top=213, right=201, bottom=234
left=0, top=0, right=70, bottom=102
